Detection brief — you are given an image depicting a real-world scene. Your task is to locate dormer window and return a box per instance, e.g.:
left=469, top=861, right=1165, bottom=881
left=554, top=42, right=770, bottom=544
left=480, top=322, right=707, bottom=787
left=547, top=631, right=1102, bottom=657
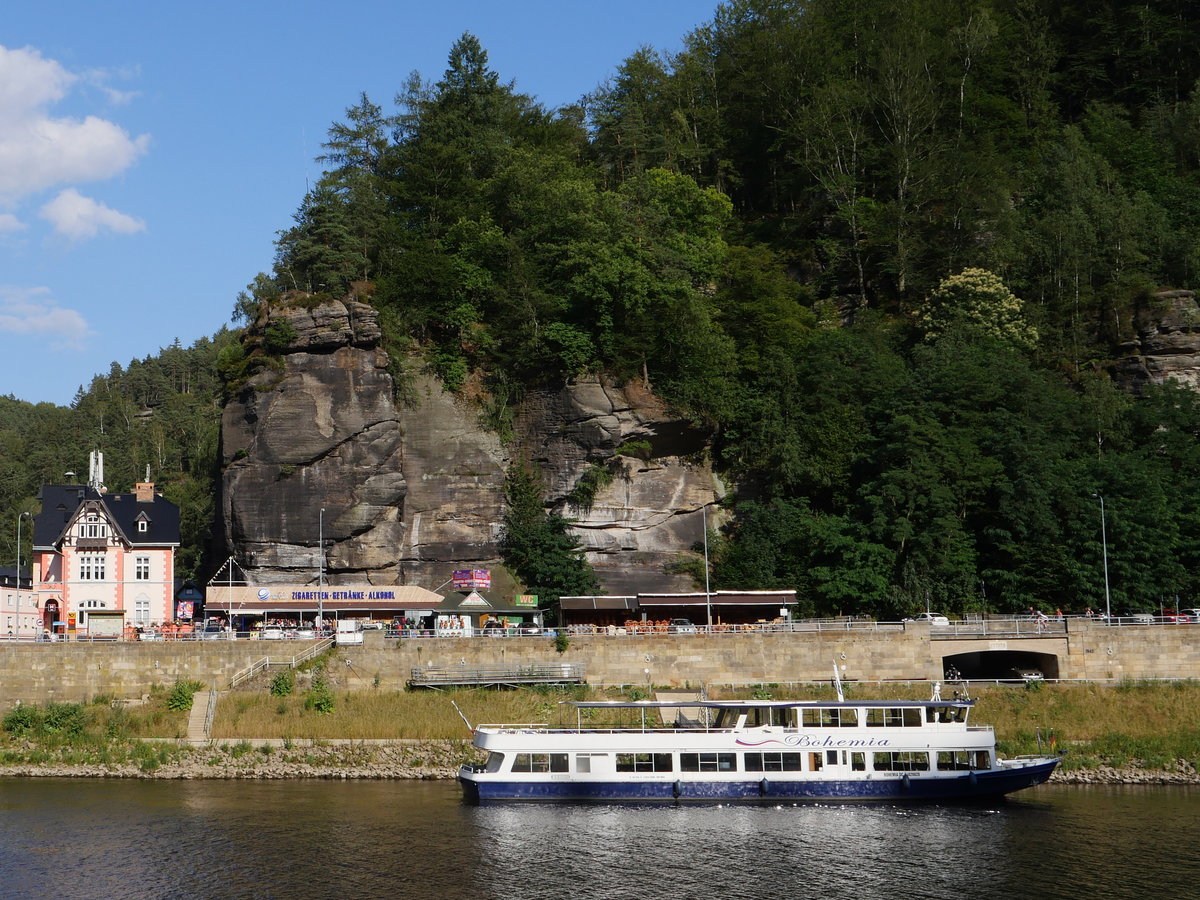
left=138, top=520, right=148, bottom=533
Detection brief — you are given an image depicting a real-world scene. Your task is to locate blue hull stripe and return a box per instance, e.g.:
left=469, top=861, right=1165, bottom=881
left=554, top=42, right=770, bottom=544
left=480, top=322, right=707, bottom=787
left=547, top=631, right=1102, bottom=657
left=461, top=761, right=1058, bottom=804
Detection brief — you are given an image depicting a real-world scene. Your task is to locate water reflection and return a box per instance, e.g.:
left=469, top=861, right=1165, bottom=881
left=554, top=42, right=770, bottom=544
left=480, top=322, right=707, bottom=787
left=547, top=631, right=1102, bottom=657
left=0, top=781, right=1194, bottom=900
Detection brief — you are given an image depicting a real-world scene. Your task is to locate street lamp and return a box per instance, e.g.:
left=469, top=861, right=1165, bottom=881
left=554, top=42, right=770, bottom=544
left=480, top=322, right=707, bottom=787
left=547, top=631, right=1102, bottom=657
left=1093, top=494, right=1111, bottom=621
left=318, top=507, right=325, bottom=628
left=16, top=511, right=32, bottom=641
left=702, top=504, right=712, bottom=630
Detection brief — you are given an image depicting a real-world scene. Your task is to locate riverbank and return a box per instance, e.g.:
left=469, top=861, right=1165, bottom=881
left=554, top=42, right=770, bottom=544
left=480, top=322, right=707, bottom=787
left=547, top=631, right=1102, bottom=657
left=1, top=739, right=1198, bottom=784
left=3, top=680, right=1198, bottom=782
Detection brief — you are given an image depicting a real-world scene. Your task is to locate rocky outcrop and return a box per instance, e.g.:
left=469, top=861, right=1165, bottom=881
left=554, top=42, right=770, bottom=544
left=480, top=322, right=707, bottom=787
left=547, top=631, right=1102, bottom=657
left=220, top=298, right=718, bottom=594
left=220, top=298, right=507, bottom=586
left=515, top=377, right=721, bottom=595
left=1114, top=289, right=1200, bottom=390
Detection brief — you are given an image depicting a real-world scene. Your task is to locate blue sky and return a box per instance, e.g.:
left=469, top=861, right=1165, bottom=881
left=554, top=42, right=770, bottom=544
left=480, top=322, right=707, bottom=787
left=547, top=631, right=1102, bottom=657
left=2, top=1, right=716, bottom=406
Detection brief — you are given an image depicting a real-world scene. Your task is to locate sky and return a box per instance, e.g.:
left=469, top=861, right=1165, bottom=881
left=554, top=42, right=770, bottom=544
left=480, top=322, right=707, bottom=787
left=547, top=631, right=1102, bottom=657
left=1, top=1, right=717, bottom=406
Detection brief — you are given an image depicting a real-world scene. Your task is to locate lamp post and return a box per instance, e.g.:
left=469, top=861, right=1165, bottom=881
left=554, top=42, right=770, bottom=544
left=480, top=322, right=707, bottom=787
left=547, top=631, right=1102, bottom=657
left=318, top=507, right=325, bottom=628
left=1094, top=494, right=1111, bottom=621
left=702, top=504, right=712, bottom=630
left=16, top=511, right=32, bottom=641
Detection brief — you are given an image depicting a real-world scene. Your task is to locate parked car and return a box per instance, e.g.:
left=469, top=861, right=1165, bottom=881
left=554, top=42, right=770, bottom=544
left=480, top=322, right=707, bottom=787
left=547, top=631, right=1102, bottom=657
left=201, top=620, right=226, bottom=641
left=1011, top=667, right=1044, bottom=682
left=1180, top=609, right=1200, bottom=622
left=515, top=620, right=541, bottom=635
left=907, top=613, right=950, bottom=627
left=260, top=626, right=284, bottom=640
left=668, top=618, right=698, bottom=634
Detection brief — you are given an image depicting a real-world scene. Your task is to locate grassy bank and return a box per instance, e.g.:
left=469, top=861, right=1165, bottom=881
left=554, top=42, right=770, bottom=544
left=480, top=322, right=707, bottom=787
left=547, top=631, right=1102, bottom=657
left=2, top=680, right=1198, bottom=775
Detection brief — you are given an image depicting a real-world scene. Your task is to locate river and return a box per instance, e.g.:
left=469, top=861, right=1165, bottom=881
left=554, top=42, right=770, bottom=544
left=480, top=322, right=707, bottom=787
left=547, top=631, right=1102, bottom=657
left=0, top=779, right=1193, bottom=899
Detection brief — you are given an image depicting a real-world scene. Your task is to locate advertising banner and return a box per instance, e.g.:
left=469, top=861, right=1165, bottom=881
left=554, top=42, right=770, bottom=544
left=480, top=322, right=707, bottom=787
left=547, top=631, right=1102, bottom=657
left=176, top=601, right=195, bottom=620
left=452, top=569, right=491, bottom=590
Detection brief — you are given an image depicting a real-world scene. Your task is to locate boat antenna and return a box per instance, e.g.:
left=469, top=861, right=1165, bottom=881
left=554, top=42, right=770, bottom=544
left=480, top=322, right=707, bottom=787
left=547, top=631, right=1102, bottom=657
left=832, top=662, right=844, bottom=702
left=450, top=699, right=474, bottom=733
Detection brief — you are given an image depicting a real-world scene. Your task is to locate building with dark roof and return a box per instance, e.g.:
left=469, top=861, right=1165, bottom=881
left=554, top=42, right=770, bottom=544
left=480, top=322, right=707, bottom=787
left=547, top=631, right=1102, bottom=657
left=32, top=480, right=180, bottom=635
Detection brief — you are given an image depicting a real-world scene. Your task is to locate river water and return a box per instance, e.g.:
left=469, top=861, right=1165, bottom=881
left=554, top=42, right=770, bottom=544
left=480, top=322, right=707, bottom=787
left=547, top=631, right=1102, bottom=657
left=0, top=779, right=1193, bottom=899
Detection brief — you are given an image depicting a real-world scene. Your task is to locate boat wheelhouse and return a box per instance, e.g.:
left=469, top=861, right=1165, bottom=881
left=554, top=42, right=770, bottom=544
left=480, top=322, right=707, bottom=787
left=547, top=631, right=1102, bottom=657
left=458, top=697, right=1059, bottom=804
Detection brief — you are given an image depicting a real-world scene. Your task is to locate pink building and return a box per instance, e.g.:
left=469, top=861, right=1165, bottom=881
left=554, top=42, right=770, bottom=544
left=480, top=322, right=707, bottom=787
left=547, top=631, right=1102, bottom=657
left=31, top=481, right=180, bottom=636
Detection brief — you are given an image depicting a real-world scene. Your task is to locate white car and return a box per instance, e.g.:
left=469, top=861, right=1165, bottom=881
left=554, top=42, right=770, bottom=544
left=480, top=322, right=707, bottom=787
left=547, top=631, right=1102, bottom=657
left=908, top=613, right=950, bottom=627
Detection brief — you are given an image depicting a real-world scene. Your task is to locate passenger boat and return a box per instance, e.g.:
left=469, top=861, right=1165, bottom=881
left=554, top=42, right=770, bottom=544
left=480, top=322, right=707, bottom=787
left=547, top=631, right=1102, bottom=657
left=457, top=689, right=1060, bottom=804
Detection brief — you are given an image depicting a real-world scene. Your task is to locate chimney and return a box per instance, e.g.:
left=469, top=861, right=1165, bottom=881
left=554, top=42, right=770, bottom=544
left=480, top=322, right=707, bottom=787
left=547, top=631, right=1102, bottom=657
left=135, top=482, right=155, bottom=503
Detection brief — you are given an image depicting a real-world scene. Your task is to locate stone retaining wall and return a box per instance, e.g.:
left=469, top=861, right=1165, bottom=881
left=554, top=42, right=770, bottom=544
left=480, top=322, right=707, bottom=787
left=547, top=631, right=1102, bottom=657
left=1, top=621, right=1197, bottom=707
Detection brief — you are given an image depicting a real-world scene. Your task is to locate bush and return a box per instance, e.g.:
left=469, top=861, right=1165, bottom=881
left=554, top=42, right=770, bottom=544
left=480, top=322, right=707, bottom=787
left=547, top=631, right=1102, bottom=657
left=3, top=704, right=41, bottom=736
left=269, top=670, right=295, bottom=697
left=166, top=680, right=206, bottom=711
left=304, top=676, right=335, bottom=715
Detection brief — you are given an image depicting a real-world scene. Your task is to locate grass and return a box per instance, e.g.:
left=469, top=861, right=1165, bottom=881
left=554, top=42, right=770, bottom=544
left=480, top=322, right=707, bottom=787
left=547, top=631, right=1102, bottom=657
left=3, top=681, right=1200, bottom=773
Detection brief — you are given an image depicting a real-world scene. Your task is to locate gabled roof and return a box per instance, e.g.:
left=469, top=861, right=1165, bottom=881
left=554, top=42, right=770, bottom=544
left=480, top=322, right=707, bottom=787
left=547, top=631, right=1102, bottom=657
left=33, top=484, right=180, bottom=550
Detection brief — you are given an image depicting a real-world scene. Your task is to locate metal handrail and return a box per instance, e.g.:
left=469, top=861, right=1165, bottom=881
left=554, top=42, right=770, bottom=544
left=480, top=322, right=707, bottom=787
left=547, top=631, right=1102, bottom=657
left=202, top=688, right=217, bottom=737
left=228, top=656, right=271, bottom=689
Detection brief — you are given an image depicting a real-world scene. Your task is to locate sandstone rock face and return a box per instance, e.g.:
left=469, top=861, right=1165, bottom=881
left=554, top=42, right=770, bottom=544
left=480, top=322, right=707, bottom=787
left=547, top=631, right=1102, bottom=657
left=1115, top=290, right=1200, bottom=390
left=221, top=301, right=717, bottom=595
left=514, top=377, right=720, bottom=595
left=220, top=299, right=506, bottom=586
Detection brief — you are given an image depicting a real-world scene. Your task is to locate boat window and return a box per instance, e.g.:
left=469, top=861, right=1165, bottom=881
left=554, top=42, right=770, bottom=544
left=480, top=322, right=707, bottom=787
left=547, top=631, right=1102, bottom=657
left=801, top=707, right=857, bottom=727
left=485, top=752, right=505, bottom=773
left=850, top=752, right=866, bottom=771
left=928, top=705, right=964, bottom=724
left=866, top=707, right=922, bottom=727
left=680, top=752, right=737, bottom=773
left=511, top=753, right=569, bottom=773
left=616, top=753, right=673, bottom=773
left=936, top=751, right=975, bottom=771
left=744, top=752, right=803, bottom=772
left=808, top=752, right=823, bottom=771
left=744, top=706, right=791, bottom=728
left=826, top=750, right=838, bottom=765
left=975, top=751, right=992, bottom=770
left=872, top=751, right=930, bottom=772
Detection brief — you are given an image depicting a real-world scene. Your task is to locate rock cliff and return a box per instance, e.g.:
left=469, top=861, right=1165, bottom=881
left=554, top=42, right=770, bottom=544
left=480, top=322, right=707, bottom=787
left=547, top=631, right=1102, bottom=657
left=1114, top=289, right=1200, bottom=390
left=219, top=297, right=718, bottom=594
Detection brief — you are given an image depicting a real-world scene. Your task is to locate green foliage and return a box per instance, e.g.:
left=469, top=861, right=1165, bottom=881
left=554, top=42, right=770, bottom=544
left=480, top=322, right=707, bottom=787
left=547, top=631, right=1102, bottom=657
left=915, top=269, right=1037, bottom=349
left=500, top=462, right=600, bottom=607
left=554, top=632, right=570, bottom=654
left=166, top=680, right=205, bottom=712
left=304, top=676, right=336, bottom=715
left=269, top=670, right=295, bottom=697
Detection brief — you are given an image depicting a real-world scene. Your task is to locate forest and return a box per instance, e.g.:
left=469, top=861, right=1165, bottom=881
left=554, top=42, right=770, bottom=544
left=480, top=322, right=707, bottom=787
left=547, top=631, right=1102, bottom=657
left=4, top=0, right=1200, bottom=616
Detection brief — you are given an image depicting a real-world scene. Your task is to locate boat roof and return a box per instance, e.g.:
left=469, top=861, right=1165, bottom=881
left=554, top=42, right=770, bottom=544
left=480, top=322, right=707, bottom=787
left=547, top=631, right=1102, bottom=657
left=562, top=698, right=974, bottom=710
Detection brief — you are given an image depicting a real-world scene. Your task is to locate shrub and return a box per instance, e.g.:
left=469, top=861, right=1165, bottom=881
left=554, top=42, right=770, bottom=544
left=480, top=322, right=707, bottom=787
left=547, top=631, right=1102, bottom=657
left=3, top=704, right=41, bottom=736
left=269, top=670, right=295, bottom=697
left=166, top=680, right=206, bottom=711
left=304, top=677, right=335, bottom=715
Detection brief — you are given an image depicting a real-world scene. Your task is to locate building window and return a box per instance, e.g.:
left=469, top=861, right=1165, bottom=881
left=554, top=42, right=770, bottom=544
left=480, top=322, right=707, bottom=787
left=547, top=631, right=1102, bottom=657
left=79, top=515, right=108, bottom=540
left=79, top=553, right=106, bottom=581
left=135, top=557, right=151, bottom=580
left=134, top=597, right=151, bottom=624
left=137, top=520, right=148, bottom=533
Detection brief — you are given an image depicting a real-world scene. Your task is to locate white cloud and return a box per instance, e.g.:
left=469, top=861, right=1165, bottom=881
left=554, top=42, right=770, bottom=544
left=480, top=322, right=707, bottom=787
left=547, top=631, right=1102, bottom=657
left=0, top=44, right=149, bottom=202
left=40, top=188, right=145, bottom=240
left=0, top=213, right=25, bottom=233
left=0, top=285, right=91, bottom=348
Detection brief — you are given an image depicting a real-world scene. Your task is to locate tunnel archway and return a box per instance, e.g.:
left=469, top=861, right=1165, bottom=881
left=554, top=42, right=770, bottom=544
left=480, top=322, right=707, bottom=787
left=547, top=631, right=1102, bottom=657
left=941, top=649, right=1060, bottom=681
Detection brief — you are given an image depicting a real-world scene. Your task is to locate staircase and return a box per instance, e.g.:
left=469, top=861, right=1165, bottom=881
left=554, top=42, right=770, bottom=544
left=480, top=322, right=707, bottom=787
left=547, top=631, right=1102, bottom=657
left=185, top=689, right=218, bottom=745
